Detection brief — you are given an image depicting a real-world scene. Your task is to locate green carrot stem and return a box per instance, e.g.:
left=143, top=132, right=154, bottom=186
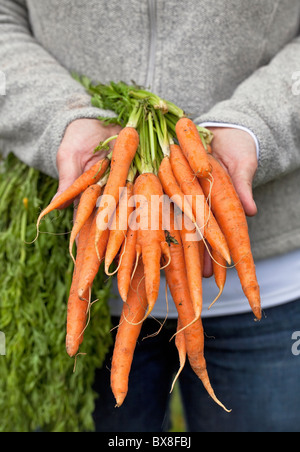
left=127, top=164, right=137, bottom=183
left=165, top=101, right=185, bottom=119
left=148, top=112, right=157, bottom=166
left=97, top=169, right=110, bottom=187
left=93, top=135, right=119, bottom=154
left=152, top=109, right=170, bottom=158
left=134, top=153, right=143, bottom=175
left=165, top=115, right=177, bottom=136
left=197, top=126, right=214, bottom=146
left=129, top=90, right=168, bottom=114
left=137, top=113, right=154, bottom=174
left=126, top=102, right=143, bottom=129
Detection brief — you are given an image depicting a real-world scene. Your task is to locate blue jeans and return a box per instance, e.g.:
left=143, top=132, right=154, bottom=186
left=93, top=299, right=300, bottom=432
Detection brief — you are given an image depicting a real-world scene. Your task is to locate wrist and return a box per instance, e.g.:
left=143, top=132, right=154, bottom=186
left=199, top=122, right=260, bottom=161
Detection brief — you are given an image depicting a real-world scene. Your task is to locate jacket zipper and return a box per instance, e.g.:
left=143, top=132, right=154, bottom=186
left=146, top=0, right=157, bottom=89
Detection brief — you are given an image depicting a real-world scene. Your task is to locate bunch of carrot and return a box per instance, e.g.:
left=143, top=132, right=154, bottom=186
left=36, top=80, right=261, bottom=412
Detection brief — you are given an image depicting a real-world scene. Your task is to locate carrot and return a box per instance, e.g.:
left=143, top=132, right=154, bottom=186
left=36, top=157, right=110, bottom=234
left=69, top=184, right=102, bottom=264
left=77, top=213, right=110, bottom=299
left=66, top=211, right=94, bottom=358
left=199, top=239, right=205, bottom=276
left=175, top=117, right=212, bottom=179
left=105, top=180, right=135, bottom=275
left=111, top=259, right=148, bottom=408
left=200, top=154, right=261, bottom=320
left=163, top=208, right=230, bottom=412
left=180, top=216, right=203, bottom=320
left=158, top=156, right=196, bottom=229
left=170, top=319, right=187, bottom=393
left=170, top=144, right=231, bottom=265
left=95, top=127, right=139, bottom=248
left=213, top=250, right=227, bottom=295
left=207, top=250, right=228, bottom=310
left=134, top=173, right=170, bottom=316
left=117, top=220, right=138, bottom=303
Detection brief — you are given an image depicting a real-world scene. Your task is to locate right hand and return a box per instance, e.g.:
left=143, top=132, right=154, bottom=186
left=203, top=127, right=259, bottom=278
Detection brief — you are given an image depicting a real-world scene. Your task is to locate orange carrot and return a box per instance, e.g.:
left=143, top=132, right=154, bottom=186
left=213, top=251, right=227, bottom=294
left=207, top=250, right=227, bottom=310
left=77, top=213, right=109, bottom=299
left=117, top=221, right=138, bottom=302
left=105, top=180, right=134, bottom=275
left=134, top=173, right=170, bottom=316
left=95, top=128, right=139, bottom=247
left=199, top=239, right=205, bottom=276
left=111, top=259, right=148, bottom=408
left=66, top=211, right=94, bottom=358
left=200, top=154, right=261, bottom=320
left=170, top=144, right=231, bottom=265
left=36, top=158, right=110, bottom=234
left=69, top=184, right=102, bottom=263
left=180, top=216, right=203, bottom=320
left=175, top=117, right=212, bottom=179
left=158, top=156, right=196, bottom=227
left=163, top=208, right=230, bottom=412
left=170, top=319, right=187, bottom=393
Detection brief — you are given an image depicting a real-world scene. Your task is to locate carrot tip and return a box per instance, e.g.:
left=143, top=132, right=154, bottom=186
left=70, top=251, right=76, bottom=266
left=253, top=306, right=262, bottom=321
left=115, top=397, right=125, bottom=408
left=208, top=286, right=224, bottom=310
left=210, top=392, right=232, bottom=413
left=66, top=340, right=78, bottom=358
left=224, top=253, right=232, bottom=266
left=120, top=294, right=127, bottom=303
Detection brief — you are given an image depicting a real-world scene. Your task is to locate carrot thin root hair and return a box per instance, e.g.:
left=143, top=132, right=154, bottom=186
left=208, top=286, right=224, bottom=310
left=105, top=231, right=127, bottom=277
left=169, top=314, right=200, bottom=343
left=170, top=320, right=186, bottom=394
left=73, top=353, right=87, bottom=374
left=142, top=281, right=169, bottom=340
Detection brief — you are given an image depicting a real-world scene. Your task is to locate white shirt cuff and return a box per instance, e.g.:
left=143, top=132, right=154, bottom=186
left=199, top=122, right=260, bottom=160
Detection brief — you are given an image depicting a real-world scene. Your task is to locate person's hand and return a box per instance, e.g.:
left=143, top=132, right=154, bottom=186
left=203, top=127, right=259, bottom=277
left=209, top=127, right=258, bottom=217
left=55, top=118, right=121, bottom=208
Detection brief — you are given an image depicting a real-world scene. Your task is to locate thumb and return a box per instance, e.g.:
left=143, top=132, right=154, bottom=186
left=230, top=167, right=258, bottom=217
left=53, top=156, right=82, bottom=209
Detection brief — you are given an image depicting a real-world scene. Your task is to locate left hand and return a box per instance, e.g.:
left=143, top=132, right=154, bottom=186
left=203, top=127, right=259, bottom=277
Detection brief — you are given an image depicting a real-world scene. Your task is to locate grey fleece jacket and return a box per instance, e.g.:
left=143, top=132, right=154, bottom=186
left=0, top=0, right=299, bottom=261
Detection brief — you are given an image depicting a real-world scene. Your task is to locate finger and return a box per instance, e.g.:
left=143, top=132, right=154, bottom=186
left=54, top=155, right=82, bottom=209
left=230, top=167, right=258, bottom=217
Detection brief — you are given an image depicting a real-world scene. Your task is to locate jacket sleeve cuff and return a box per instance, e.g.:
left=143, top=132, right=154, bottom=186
left=198, top=121, right=260, bottom=161
left=194, top=107, right=277, bottom=188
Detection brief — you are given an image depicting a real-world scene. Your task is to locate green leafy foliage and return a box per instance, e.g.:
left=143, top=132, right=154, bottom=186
left=73, top=74, right=138, bottom=127
left=0, top=154, right=112, bottom=432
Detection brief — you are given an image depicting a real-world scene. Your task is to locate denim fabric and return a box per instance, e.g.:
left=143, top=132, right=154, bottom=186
left=93, top=299, right=300, bottom=433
